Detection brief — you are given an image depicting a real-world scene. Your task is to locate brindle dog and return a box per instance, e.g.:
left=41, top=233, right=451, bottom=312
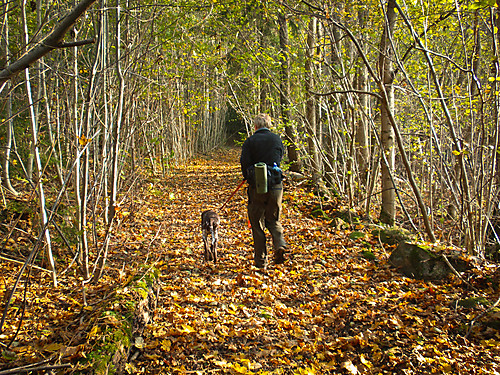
left=201, top=210, right=220, bottom=263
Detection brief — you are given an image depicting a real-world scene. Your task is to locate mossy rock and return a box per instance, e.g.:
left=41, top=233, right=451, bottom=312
left=485, top=308, right=500, bottom=330
left=372, top=226, right=412, bottom=245
left=332, top=209, right=360, bottom=225
left=389, top=242, right=450, bottom=280
left=457, top=297, right=490, bottom=308
left=85, top=269, right=160, bottom=374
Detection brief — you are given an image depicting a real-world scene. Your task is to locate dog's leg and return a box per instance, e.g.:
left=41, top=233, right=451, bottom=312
left=211, top=224, right=218, bottom=263
left=202, top=228, right=210, bottom=262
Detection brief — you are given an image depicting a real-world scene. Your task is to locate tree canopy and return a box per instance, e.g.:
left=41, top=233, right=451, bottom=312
left=1, top=0, right=500, bottom=373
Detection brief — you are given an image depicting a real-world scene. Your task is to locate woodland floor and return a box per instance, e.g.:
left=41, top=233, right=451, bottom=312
left=1, top=148, right=500, bottom=374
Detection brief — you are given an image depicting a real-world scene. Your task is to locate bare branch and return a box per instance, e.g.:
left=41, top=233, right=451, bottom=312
left=0, top=0, right=97, bottom=86
left=59, top=38, right=96, bottom=48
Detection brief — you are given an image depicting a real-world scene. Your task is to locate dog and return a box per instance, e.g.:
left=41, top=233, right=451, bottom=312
left=201, top=210, right=220, bottom=263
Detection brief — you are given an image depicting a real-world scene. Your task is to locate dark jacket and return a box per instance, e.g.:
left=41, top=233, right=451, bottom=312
left=240, top=128, right=284, bottom=181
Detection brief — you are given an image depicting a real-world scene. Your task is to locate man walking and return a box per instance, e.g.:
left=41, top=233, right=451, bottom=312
left=240, top=113, right=287, bottom=269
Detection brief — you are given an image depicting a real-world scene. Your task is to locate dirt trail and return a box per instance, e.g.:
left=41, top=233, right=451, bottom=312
left=1, top=148, right=498, bottom=374
left=126, top=148, right=498, bottom=374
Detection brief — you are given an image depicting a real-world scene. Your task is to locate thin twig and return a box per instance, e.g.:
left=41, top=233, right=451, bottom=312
left=465, top=294, right=500, bottom=339
left=0, top=363, right=71, bottom=375
left=441, top=254, right=477, bottom=291
left=0, top=358, right=52, bottom=374
left=0, top=255, right=51, bottom=272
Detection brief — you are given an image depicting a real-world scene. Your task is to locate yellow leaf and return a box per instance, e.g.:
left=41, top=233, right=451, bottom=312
left=12, top=346, right=32, bottom=354
left=295, top=368, right=317, bottom=375
left=481, top=339, right=500, bottom=347
left=161, top=339, right=171, bottom=351
left=67, top=297, right=82, bottom=307
left=440, top=363, right=453, bottom=373
left=231, top=363, right=253, bottom=374
left=125, top=363, right=137, bottom=374
left=359, top=354, right=372, bottom=368
left=87, top=325, right=100, bottom=339
left=180, top=324, right=196, bottom=333
left=43, top=343, right=64, bottom=352
left=78, top=135, right=90, bottom=146
left=452, top=150, right=461, bottom=156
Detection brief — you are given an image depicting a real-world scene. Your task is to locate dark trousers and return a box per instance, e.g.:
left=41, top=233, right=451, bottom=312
left=247, top=184, right=287, bottom=267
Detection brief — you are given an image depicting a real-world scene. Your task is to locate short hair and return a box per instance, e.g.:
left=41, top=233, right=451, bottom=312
left=254, top=113, right=272, bottom=129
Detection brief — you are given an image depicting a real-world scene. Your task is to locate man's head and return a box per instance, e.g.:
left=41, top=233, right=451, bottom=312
left=254, top=113, right=271, bottom=130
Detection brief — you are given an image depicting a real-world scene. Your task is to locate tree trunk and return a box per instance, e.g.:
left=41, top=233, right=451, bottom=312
left=94, top=0, right=124, bottom=283
left=378, top=0, right=397, bottom=225
left=22, top=0, right=57, bottom=286
left=278, top=12, right=300, bottom=172
left=0, top=1, right=18, bottom=196
left=354, top=9, right=370, bottom=191
left=305, top=17, right=320, bottom=184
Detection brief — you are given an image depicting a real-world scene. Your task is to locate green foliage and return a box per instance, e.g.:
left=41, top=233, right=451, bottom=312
left=349, top=230, right=366, bottom=240
left=311, top=208, right=330, bottom=220
left=234, top=131, right=248, bottom=147
left=360, top=249, right=376, bottom=261
left=469, top=0, right=497, bottom=10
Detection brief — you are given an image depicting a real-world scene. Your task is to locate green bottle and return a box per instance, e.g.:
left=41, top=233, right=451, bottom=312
left=254, top=162, right=268, bottom=194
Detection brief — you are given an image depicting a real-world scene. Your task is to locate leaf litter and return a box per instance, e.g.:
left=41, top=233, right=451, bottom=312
left=0, top=148, right=499, bottom=374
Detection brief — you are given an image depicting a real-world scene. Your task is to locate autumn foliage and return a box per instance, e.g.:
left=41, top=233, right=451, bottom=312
left=0, top=148, right=499, bottom=374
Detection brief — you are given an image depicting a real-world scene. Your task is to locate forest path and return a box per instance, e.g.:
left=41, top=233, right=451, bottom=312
left=129, top=147, right=358, bottom=373
left=1, top=148, right=496, bottom=374
left=125, top=148, right=495, bottom=374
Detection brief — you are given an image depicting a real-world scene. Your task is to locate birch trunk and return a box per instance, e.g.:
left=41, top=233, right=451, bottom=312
left=93, top=0, right=123, bottom=283
left=378, top=0, right=397, bottom=225
left=22, top=0, right=57, bottom=286
left=278, top=12, right=300, bottom=172
left=305, top=17, right=320, bottom=184
left=0, top=0, right=18, bottom=196
left=354, top=9, right=370, bottom=191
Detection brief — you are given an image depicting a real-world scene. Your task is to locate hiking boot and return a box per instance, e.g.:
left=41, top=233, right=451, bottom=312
left=274, top=248, right=285, bottom=265
left=254, top=260, right=267, bottom=269
left=254, top=263, right=267, bottom=274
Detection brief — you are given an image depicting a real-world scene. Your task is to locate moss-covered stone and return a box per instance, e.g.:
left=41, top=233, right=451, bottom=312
left=372, top=226, right=412, bottom=245
left=389, top=242, right=450, bottom=280
left=82, top=268, right=160, bottom=374
left=333, top=209, right=360, bottom=224
left=457, top=297, right=490, bottom=308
